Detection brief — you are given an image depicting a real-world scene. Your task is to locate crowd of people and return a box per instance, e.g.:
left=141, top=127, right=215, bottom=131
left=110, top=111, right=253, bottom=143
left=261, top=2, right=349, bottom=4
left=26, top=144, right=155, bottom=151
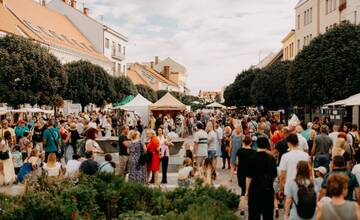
left=1, top=109, right=360, bottom=219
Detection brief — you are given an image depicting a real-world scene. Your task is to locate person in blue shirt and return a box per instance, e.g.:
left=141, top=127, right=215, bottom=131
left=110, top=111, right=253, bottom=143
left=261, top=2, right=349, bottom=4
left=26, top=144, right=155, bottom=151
left=15, top=119, right=29, bottom=141
left=43, top=119, right=61, bottom=162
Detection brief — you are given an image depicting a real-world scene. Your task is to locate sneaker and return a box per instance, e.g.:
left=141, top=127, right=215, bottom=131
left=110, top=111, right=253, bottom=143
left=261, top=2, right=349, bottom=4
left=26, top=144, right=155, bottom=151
left=240, top=211, right=245, bottom=216
left=275, top=209, right=279, bottom=218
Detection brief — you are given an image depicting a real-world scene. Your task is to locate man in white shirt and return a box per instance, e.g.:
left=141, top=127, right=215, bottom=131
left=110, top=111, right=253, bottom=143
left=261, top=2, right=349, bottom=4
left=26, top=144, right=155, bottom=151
left=65, top=154, right=82, bottom=178
left=193, top=122, right=208, bottom=171
left=279, top=133, right=309, bottom=196
left=329, top=124, right=340, bottom=147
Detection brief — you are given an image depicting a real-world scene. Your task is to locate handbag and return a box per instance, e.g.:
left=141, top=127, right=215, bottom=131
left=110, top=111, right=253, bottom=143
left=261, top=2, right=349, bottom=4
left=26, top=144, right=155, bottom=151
left=0, top=150, right=9, bottom=160
left=138, top=143, right=152, bottom=166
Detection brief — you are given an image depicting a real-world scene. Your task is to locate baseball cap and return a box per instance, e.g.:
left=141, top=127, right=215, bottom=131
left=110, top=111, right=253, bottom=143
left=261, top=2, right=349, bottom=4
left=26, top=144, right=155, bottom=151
left=315, top=166, right=327, bottom=175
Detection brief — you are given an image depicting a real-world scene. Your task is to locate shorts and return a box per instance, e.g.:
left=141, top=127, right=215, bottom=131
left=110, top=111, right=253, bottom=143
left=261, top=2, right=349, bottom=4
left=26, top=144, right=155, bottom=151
left=208, top=150, right=216, bottom=159
left=118, top=155, right=129, bottom=176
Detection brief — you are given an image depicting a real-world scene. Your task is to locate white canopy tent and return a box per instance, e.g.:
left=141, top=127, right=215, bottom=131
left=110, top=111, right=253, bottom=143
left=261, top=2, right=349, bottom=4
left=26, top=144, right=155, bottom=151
left=9, top=107, right=54, bottom=114
left=206, top=102, right=226, bottom=109
left=325, top=93, right=360, bottom=106
left=120, top=94, right=152, bottom=124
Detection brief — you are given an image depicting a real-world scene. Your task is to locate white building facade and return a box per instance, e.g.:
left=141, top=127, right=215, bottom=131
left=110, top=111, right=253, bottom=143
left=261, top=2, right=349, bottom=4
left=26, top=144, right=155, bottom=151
left=294, top=0, right=360, bottom=56
left=47, top=0, right=128, bottom=76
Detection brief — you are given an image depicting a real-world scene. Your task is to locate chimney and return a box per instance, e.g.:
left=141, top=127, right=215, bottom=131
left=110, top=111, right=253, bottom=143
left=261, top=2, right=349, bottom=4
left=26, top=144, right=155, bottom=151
left=150, top=61, right=154, bottom=69
left=70, top=0, right=76, bottom=8
left=155, top=56, right=159, bottom=65
left=83, top=7, right=89, bottom=16
left=163, top=66, right=170, bottom=79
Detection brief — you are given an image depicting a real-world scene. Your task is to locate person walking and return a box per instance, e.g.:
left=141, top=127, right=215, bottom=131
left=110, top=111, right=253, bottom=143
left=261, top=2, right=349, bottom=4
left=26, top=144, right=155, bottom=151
left=317, top=173, right=360, bottom=220
left=128, top=131, right=147, bottom=184
left=229, top=124, right=242, bottom=182
left=237, top=135, right=256, bottom=216
left=311, top=125, right=332, bottom=172
left=284, top=161, right=316, bottom=220
left=221, top=126, right=232, bottom=169
left=158, top=128, right=171, bottom=184
left=146, top=129, right=160, bottom=186
left=246, top=136, right=277, bottom=220
left=193, top=122, right=208, bottom=171
left=118, top=126, right=129, bottom=176
left=279, top=133, right=309, bottom=199
left=43, top=119, right=61, bottom=162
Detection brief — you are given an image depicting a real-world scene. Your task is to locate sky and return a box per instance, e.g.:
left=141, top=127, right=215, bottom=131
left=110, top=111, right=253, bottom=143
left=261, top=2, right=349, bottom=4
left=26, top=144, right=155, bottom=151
left=84, top=0, right=298, bottom=94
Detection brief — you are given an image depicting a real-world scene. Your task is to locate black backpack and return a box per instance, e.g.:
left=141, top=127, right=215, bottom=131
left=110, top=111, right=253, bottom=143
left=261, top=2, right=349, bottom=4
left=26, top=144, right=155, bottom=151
left=293, top=182, right=317, bottom=219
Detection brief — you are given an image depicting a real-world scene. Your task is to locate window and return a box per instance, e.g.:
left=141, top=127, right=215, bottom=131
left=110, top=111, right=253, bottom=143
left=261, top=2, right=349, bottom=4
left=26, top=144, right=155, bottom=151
left=118, top=44, right=121, bottom=54
left=105, top=38, right=109, bottom=49
left=298, top=15, right=300, bottom=29
left=355, top=11, right=358, bottom=24
left=297, top=39, right=300, bottom=51
left=112, top=41, right=116, bottom=56
left=112, top=62, right=116, bottom=73
left=304, top=11, right=307, bottom=25
left=117, top=63, right=121, bottom=73
left=123, top=46, right=126, bottom=55
left=61, top=34, right=73, bottom=44
left=310, top=34, right=312, bottom=41
left=333, top=0, right=337, bottom=11
left=326, top=0, right=329, bottom=14
left=310, top=8, right=312, bottom=23
left=304, top=36, right=306, bottom=46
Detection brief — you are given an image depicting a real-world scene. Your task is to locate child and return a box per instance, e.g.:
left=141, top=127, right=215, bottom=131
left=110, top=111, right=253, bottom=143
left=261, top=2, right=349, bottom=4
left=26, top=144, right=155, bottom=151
left=201, top=158, right=216, bottom=186
left=177, top=157, right=194, bottom=187
left=184, top=143, right=193, bottom=161
left=314, top=166, right=326, bottom=194
left=19, top=131, right=33, bottom=161
left=12, top=144, right=23, bottom=174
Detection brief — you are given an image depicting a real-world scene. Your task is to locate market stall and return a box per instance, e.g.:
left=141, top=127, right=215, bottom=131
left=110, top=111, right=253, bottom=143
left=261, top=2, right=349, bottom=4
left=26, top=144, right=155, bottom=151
left=119, top=94, right=152, bottom=125
left=206, top=102, right=226, bottom=109
left=149, top=93, right=186, bottom=117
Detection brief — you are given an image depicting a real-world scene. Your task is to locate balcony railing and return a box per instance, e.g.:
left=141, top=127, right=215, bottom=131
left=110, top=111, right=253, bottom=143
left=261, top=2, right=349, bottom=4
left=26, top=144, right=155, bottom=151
left=111, top=50, right=125, bottom=61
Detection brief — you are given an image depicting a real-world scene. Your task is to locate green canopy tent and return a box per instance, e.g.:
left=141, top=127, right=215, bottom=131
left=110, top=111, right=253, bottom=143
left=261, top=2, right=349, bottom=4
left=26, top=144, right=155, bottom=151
left=112, top=95, right=134, bottom=108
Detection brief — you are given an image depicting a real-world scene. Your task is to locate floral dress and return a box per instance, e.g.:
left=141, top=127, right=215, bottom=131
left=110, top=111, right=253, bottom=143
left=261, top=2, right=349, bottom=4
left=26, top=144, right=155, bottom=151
left=128, top=141, right=146, bottom=184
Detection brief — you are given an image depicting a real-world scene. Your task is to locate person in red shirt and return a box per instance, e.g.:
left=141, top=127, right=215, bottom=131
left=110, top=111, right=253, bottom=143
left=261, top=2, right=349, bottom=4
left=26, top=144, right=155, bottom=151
left=271, top=124, right=284, bottom=146
left=146, top=129, right=160, bottom=186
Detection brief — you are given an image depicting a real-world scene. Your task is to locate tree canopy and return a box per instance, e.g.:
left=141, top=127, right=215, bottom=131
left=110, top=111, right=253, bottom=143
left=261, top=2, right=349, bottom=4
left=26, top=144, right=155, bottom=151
left=0, top=35, right=66, bottom=107
left=135, top=84, right=157, bottom=103
left=64, top=60, right=115, bottom=108
left=287, top=22, right=360, bottom=107
left=113, top=75, right=138, bottom=101
left=223, top=68, right=260, bottom=107
left=251, top=61, right=291, bottom=109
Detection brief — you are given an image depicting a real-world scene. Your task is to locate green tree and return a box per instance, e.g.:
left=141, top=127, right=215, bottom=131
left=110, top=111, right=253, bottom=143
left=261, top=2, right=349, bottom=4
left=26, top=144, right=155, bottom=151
left=64, top=60, right=115, bottom=109
left=251, top=61, right=291, bottom=109
left=0, top=35, right=66, bottom=108
left=135, top=84, right=157, bottom=102
left=113, top=75, right=138, bottom=101
left=224, top=68, right=260, bottom=106
left=287, top=22, right=360, bottom=107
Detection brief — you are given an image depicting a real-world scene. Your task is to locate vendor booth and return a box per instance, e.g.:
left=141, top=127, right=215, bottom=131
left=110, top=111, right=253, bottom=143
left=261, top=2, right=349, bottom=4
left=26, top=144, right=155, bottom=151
left=119, top=94, right=152, bottom=125
left=149, top=93, right=186, bottom=117
left=324, top=93, right=360, bottom=126
left=206, top=102, right=226, bottom=109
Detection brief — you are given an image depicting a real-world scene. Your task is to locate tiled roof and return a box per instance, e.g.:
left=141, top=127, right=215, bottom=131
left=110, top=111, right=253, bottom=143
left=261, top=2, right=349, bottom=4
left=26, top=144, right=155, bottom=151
left=5, top=0, right=107, bottom=61
left=139, top=64, right=178, bottom=86
left=0, top=5, right=42, bottom=42
left=127, top=70, right=148, bottom=86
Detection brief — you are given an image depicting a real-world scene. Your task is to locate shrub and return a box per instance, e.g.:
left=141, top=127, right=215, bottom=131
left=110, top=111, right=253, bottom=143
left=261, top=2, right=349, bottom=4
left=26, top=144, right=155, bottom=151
left=0, top=174, right=239, bottom=220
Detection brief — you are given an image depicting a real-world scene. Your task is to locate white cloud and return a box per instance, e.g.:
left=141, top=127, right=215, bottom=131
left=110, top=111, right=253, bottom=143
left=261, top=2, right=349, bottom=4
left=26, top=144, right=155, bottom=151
left=88, top=0, right=298, bottom=94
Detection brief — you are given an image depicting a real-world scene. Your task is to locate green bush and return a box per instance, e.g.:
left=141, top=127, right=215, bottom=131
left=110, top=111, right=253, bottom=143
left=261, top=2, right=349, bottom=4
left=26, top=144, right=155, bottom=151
left=0, top=174, right=239, bottom=220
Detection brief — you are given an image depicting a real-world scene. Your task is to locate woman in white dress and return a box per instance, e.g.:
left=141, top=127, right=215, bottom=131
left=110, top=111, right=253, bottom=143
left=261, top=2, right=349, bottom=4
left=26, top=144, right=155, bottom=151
left=0, top=131, right=16, bottom=185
